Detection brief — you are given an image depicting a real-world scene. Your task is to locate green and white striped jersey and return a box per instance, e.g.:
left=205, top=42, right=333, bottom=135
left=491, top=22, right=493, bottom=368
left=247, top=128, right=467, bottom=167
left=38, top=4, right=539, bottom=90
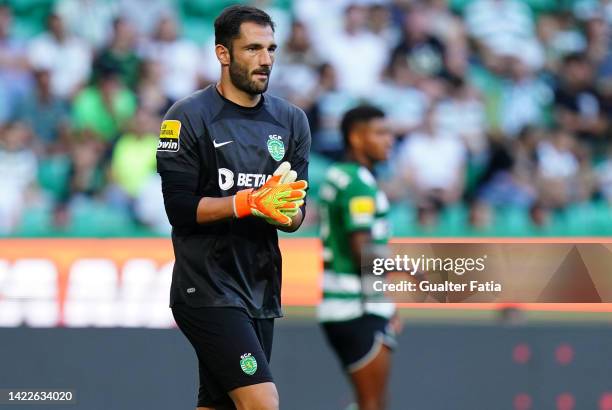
left=317, top=162, right=395, bottom=322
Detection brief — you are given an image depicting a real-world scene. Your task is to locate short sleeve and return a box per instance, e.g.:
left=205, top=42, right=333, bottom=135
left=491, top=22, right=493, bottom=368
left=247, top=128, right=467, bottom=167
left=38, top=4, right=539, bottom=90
left=340, top=180, right=377, bottom=232
left=156, top=100, right=200, bottom=176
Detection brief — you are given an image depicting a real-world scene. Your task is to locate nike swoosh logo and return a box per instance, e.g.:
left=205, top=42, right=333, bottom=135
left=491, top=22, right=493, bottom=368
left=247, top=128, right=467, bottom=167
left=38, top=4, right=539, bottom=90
left=213, top=140, right=233, bottom=148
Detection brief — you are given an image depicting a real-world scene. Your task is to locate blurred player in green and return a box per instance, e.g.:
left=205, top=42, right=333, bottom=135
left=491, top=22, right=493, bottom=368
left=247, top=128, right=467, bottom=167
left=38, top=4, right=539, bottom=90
left=318, top=106, right=401, bottom=410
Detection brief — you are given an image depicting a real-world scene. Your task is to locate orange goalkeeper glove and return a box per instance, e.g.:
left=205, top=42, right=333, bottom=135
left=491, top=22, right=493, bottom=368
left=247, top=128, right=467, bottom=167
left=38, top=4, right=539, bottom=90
left=253, top=162, right=305, bottom=226
left=233, top=162, right=307, bottom=226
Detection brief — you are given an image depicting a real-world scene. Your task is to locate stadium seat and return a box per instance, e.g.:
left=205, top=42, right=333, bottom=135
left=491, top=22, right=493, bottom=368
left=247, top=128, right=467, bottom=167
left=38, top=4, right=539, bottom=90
left=387, top=204, right=414, bottom=237
left=6, top=0, right=55, bottom=39
left=69, top=201, right=137, bottom=237
left=593, top=201, right=612, bottom=235
left=564, top=203, right=593, bottom=236
left=179, top=0, right=238, bottom=42
left=496, top=206, right=532, bottom=236
left=13, top=201, right=57, bottom=237
left=307, top=152, right=333, bottom=202
left=451, top=0, right=562, bottom=15
left=37, top=156, right=71, bottom=200
left=440, top=204, right=469, bottom=236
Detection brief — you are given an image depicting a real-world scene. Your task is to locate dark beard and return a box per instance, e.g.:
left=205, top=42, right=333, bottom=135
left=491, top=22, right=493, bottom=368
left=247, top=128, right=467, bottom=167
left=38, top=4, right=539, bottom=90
left=229, top=58, right=270, bottom=95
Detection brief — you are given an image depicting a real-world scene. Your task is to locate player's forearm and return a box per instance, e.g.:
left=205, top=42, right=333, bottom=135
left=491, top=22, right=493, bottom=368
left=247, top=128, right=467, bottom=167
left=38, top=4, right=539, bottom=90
left=195, top=196, right=235, bottom=224
left=197, top=197, right=304, bottom=228
left=161, top=169, right=306, bottom=227
left=160, top=171, right=236, bottom=227
left=349, top=231, right=371, bottom=270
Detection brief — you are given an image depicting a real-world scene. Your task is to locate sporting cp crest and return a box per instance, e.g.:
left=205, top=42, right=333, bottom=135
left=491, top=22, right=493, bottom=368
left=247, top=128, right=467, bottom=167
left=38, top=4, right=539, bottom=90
left=267, top=134, right=285, bottom=161
left=240, top=353, right=257, bottom=375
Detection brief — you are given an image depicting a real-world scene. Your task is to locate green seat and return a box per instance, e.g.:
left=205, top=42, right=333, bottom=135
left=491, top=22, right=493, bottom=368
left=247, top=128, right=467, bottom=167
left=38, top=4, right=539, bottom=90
left=451, top=0, right=567, bottom=14
left=388, top=203, right=414, bottom=237
left=6, top=0, right=54, bottom=39
left=495, top=206, right=531, bottom=236
left=181, top=17, right=214, bottom=43
left=307, top=152, right=333, bottom=202
left=15, top=203, right=54, bottom=237
left=438, top=204, right=468, bottom=236
left=37, top=155, right=71, bottom=200
left=68, top=200, right=135, bottom=237
left=180, top=0, right=244, bottom=21
left=586, top=202, right=609, bottom=235
left=562, top=203, right=593, bottom=236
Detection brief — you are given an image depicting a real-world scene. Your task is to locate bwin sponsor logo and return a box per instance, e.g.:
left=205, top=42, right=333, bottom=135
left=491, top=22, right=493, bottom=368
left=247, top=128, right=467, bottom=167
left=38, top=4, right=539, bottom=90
left=157, top=140, right=179, bottom=151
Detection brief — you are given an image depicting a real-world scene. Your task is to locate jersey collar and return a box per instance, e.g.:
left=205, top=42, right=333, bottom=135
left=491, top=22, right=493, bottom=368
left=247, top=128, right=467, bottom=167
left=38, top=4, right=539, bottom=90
left=213, top=85, right=265, bottom=114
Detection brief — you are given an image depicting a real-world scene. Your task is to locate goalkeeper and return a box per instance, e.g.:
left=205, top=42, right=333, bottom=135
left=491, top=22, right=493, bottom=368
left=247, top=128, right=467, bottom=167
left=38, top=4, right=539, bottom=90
left=156, top=6, right=310, bottom=410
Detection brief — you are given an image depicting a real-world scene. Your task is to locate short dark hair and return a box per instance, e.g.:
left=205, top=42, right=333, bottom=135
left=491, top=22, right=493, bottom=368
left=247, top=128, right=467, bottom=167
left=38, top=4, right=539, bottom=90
left=214, top=5, right=275, bottom=50
left=341, top=105, right=385, bottom=149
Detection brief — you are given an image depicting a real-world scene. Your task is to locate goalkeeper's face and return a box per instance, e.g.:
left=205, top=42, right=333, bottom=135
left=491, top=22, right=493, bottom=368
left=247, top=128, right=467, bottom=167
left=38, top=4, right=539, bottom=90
left=229, top=22, right=277, bottom=95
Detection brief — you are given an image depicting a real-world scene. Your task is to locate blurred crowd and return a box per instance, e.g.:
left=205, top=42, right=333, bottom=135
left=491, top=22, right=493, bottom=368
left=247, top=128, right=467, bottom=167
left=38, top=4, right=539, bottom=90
left=0, top=0, right=611, bottom=236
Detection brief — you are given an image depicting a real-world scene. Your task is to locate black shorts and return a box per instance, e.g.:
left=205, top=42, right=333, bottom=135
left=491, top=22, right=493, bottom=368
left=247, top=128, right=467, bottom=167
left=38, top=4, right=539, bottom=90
left=172, top=304, right=275, bottom=408
left=321, top=314, right=397, bottom=373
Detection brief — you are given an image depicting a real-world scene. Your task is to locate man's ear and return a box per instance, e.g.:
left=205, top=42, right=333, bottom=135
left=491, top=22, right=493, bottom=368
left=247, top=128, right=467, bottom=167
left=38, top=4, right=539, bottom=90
left=348, top=123, right=366, bottom=150
left=348, top=130, right=363, bottom=151
left=215, top=44, right=230, bottom=66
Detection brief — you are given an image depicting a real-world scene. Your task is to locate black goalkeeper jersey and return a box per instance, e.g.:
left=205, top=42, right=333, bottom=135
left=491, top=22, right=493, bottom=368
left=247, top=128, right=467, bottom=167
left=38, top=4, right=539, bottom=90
left=156, top=85, right=311, bottom=319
